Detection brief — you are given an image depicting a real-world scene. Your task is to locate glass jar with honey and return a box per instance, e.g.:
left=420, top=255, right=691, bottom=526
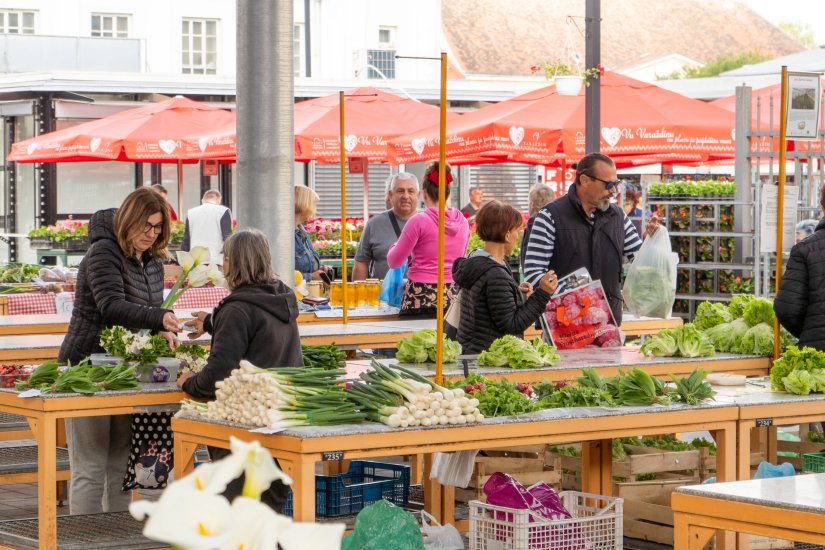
left=329, top=280, right=343, bottom=307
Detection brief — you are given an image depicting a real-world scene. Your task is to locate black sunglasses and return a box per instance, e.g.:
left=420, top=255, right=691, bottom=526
left=584, top=173, right=622, bottom=190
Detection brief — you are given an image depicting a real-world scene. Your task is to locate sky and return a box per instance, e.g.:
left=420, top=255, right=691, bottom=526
left=742, top=0, right=825, bottom=47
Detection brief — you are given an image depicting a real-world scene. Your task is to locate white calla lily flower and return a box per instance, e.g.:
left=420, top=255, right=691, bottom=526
left=187, top=264, right=210, bottom=288
left=218, top=497, right=292, bottom=550
left=206, top=263, right=226, bottom=287
left=177, top=250, right=195, bottom=272
left=190, top=246, right=211, bottom=267
left=131, top=479, right=233, bottom=550
left=278, top=521, right=346, bottom=550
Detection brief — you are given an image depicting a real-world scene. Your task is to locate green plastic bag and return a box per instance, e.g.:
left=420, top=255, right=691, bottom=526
left=342, top=500, right=425, bottom=550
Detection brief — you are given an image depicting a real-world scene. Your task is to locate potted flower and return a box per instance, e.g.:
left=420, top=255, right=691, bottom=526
left=531, top=62, right=603, bottom=96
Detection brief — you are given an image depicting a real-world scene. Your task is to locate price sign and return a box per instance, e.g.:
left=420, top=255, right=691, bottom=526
left=322, top=451, right=345, bottom=461
left=755, top=418, right=773, bottom=427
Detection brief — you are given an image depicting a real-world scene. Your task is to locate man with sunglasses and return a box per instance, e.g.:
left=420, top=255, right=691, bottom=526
left=522, top=152, right=658, bottom=324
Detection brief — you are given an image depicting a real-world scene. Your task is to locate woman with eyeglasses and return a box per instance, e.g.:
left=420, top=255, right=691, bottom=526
left=58, top=187, right=181, bottom=515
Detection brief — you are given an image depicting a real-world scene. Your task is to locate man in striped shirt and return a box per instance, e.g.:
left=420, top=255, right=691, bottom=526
left=522, top=153, right=658, bottom=324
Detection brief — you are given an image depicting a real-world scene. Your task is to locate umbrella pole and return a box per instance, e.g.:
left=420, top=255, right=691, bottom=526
left=363, top=162, right=369, bottom=222
left=339, top=91, right=349, bottom=324
left=435, top=53, right=448, bottom=386
left=177, top=160, right=184, bottom=218
left=773, top=66, right=789, bottom=360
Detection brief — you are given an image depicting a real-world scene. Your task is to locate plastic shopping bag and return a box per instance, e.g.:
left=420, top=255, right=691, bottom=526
left=342, top=500, right=425, bottom=550
left=623, top=226, right=678, bottom=319
left=543, top=279, right=622, bottom=349
left=379, top=261, right=407, bottom=308
left=420, top=511, right=464, bottom=550
left=429, top=450, right=480, bottom=488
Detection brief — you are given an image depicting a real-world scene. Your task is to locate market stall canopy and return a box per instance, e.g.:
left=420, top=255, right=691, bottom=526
left=7, top=96, right=236, bottom=163
left=711, top=81, right=825, bottom=155
left=293, top=87, right=458, bottom=164
left=387, top=71, right=738, bottom=166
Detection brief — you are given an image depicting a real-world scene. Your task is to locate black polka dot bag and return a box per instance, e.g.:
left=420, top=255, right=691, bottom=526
left=122, top=412, right=174, bottom=490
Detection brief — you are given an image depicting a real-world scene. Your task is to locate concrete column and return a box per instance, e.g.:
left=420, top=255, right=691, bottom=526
left=236, top=0, right=295, bottom=281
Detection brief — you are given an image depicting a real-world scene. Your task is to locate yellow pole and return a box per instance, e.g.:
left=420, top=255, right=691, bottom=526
left=435, top=53, right=447, bottom=386
left=773, top=66, right=788, bottom=360
left=339, top=91, right=349, bottom=324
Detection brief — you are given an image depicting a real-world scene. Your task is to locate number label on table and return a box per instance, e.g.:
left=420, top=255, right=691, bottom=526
left=755, top=418, right=773, bottom=427
left=322, top=451, right=345, bottom=461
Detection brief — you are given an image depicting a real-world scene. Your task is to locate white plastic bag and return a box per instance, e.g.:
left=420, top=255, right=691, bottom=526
left=420, top=511, right=464, bottom=550
left=429, top=450, right=479, bottom=488
left=623, top=226, right=679, bottom=319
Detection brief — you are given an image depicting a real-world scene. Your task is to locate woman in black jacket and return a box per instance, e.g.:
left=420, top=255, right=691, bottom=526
left=58, top=188, right=181, bottom=515
left=178, top=228, right=303, bottom=511
left=775, top=186, right=825, bottom=350
left=453, top=200, right=558, bottom=354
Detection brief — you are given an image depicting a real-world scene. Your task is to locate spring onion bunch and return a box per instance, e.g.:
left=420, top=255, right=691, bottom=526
left=182, top=360, right=364, bottom=429
left=346, top=360, right=484, bottom=428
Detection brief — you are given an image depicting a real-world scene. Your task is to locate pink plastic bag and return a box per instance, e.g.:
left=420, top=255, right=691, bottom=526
left=483, top=472, right=570, bottom=520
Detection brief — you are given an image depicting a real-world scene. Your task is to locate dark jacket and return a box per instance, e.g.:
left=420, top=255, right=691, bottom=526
left=452, top=253, right=551, bottom=354
left=543, top=184, right=626, bottom=324
left=182, top=282, right=303, bottom=399
left=775, top=218, right=825, bottom=349
left=294, top=225, right=320, bottom=281
left=58, top=209, right=168, bottom=364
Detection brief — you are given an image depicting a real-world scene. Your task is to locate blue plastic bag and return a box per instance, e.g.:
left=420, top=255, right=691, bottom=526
left=380, top=261, right=407, bottom=308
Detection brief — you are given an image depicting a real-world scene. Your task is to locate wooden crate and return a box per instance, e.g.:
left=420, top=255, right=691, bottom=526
left=455, top=446, right=561, bottom=502
left=776, top=439, right=824, bottom=471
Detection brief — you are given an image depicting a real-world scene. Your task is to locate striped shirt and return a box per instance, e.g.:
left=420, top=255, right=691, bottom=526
left=523, top=207, right=643, bottom=288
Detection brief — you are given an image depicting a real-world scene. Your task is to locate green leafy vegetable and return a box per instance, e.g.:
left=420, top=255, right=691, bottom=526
left=623, top=265, right=675, bottom=319
left=693, top=301, right=732, bottom=330
left=639, top=331, right=678, bottom=357
left=395, top=329, right=461, bottom=364
left=783, top=369, right=815, bottom=395
left=727, top=294, right=756, bottom=319
left=738, top=323, right=774, bottom=356
left=770, top=346, right=825, bottom=390
left=672, top=324, right=715, bottom=358
left=742, top=298, right=775, bottom=327
left=713, top=318, right=750, bottom=353
left=669, top=369, right=715, bottom=405
left=477, top=335, right=559, bottom=369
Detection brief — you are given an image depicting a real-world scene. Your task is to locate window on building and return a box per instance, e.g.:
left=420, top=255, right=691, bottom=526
left=0, top=10, right=35, bottom=34
left=182, top=18, right=218, bottom=75
left=91, top=13, right=129, bottom=38
left=293, top=24, right=305, bottom=77
left=368, top=26, right=396, bottom=80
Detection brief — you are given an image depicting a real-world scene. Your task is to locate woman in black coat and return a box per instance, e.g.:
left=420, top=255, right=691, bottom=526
left=452, top=200, right=558, bottom=354
left=58, top=188, right=181, bottom=515
left=178, top=228, right=303, bottom=511
left=775, top=186, right=825, bottom=350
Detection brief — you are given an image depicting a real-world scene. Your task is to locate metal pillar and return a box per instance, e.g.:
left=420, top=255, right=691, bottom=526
left=236, top=0, right=295, bottom=281
left=585, top=0, right=601, bottom=153
left=733, top=86, right=753, bottom=271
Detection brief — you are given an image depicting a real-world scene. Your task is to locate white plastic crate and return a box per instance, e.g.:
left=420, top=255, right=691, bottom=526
left=469, top=491, right=623, bottom=550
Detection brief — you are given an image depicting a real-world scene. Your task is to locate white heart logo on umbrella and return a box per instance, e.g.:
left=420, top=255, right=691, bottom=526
left=26, top=143, right=38, bottom=155
left=601, top=127, right=621, bottom=147
left=731, top=129, right=736, bottom=141
left=509, top=126, right=525, bottom=146
left=198, top=137, right=210, bottom=152
left=158, top=139, right=177, bottom=155
left=89, top=137, right=101, bottom=152
left=344, top=134, right=358, bottom=152
left=411, top=138, right=426, bottom=156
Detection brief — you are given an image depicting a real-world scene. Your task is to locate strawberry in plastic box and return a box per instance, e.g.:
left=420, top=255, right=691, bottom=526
left=543, top=280, right=621, bottom=349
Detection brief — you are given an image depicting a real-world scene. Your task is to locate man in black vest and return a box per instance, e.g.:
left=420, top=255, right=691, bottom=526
left=522, top=153, right=658, bottom=324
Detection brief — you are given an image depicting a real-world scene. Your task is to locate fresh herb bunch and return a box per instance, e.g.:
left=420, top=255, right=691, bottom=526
left=100, top=326, right=171, bottom=364
left=16, top=361, right=138, bottom=394
left=669, top=369, right=714, bottom=405
left=302, top=344, right=347, bottom=369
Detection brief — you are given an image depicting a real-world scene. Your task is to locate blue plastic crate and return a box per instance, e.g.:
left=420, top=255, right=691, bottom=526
left=283, top=460, right=410, bottom=517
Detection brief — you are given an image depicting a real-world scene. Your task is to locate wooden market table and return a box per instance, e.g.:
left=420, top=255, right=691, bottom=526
left=172, top=401, right=739, bottom=529
left=672, top=473, right=825, bottom=550
left=0, top=384, right=183, bottom=550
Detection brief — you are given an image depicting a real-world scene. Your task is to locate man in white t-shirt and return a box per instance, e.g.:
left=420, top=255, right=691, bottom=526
left=182, top=190, right=232, bottom=263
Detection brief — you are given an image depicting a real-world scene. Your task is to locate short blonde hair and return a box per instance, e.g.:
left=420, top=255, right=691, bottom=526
left=528, top=183, right=556, bottom=216
left=223, top=229, right=277, bottom=290
left=294, top=185, right=320, bottom=219
left=114, top=187, right=170, bottom=259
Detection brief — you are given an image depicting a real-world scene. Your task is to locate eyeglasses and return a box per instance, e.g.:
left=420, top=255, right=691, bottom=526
left=585, top=173, right=622, bottom=190
left=142, top=222, right=164, bottom=235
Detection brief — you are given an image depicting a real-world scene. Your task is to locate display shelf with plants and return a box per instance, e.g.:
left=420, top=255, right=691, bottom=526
left=645, top=178, right=755, bottom=319
left=27, top=219, right=89, bottom=251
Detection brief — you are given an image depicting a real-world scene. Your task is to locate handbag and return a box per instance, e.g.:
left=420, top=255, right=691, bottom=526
left=122, top=412, right=174, bottom=490
left=444, top=288, right=462, bottom=338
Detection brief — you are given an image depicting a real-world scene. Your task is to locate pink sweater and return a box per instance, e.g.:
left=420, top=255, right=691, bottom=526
left=387, top=207, right=470, bottom=284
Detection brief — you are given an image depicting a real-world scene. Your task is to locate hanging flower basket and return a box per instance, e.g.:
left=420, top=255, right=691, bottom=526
left=555, top=76, right=584, bottom=96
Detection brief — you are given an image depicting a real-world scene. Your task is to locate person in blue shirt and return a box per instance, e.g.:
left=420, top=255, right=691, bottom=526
left=294, top=185, right=332, bottom=284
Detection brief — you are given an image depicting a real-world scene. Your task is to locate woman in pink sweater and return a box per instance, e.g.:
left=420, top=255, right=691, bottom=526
left=387, top=161, right=470, bottom=317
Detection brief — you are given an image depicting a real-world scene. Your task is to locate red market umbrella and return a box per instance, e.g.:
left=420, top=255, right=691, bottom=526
left=387, top=71, right=737, bottom=166
left=8, top=96, right=236, bottom=163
